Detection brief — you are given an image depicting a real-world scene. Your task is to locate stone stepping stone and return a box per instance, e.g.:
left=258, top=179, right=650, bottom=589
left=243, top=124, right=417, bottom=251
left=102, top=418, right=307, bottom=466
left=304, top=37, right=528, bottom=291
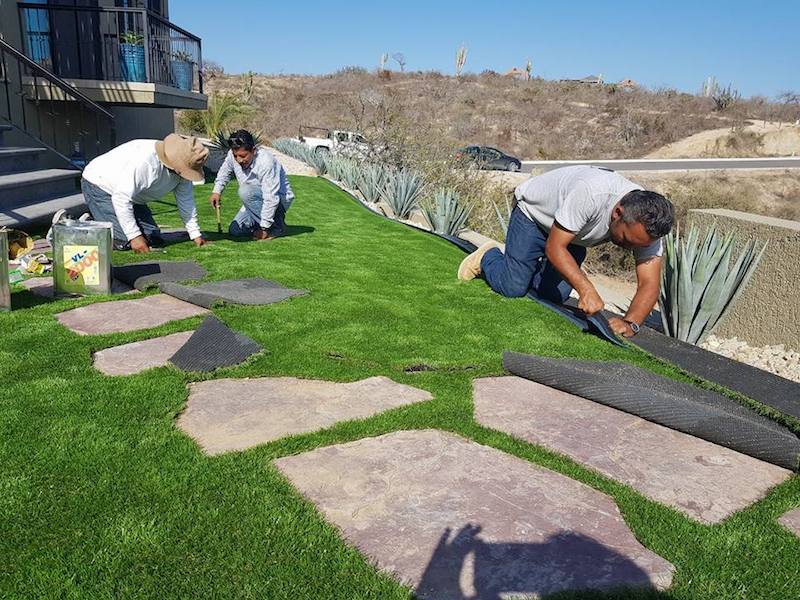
left=56, top=294, right=209, bottom=335
left=779, top=508, right=800, bottom=538
left=274, top=430, right=674, bottom=598
left=21, top=276, right=133, bottom=298
left=179, top=377, right=432, bottom=455
left=92, top=331, right=194, bottom=376
left=473, top=376, right=791, bottom=524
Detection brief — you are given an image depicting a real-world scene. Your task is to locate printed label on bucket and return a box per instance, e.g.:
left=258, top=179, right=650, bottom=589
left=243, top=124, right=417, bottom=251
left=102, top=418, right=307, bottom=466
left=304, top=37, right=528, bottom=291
left=63, top=245, right=100, bottom=287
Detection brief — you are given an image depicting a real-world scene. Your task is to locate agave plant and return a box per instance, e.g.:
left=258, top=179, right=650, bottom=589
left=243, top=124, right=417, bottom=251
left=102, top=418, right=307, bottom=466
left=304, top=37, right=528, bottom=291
left=271, top=138, right=305, bottom=158
left=379, top=169, right=423, bottom=219
left=356, top=163, right=386, bottom=203
left=300, top=145, right=328, bottom=176
left=339, top=158, right=361, bottom=189
left=210, top=129, right=263, bottom=151
left=325, top=155, right=346, bottom=180
left=421, top=189, right=472, bottom=236
left=659, top=225, right=767, bottom=345
left=492, top=195, right=514, bottom=236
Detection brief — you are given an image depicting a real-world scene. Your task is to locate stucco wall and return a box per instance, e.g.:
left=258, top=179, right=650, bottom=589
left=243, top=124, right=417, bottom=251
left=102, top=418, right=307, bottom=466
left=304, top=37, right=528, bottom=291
left=111, top=106, right=176, bottom=143
left=689, top=208, right=800, bottom=351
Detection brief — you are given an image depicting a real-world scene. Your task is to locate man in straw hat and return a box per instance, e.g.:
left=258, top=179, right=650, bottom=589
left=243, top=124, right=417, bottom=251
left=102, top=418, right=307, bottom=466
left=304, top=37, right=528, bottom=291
left=81, top=134, right=210, bottom=253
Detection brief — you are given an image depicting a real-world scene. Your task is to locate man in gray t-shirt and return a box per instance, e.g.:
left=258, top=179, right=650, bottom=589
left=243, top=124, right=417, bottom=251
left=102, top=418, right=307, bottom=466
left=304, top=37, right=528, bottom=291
left=458, top=166, right=674, bottom=338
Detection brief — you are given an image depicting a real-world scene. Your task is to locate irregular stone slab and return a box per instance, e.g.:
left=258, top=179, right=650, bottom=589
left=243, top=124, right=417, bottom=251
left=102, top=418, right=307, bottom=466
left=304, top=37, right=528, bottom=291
left=274, top=430, right=674, bottom=598
left=168, top=315, right=261, bottom=373
left=22, top=276, right=133, bottom=297
left=56, top=294, right=209, bottom=335
left=779, top=508, right=800, bottom=538
left=474, top=377, right=791, bottom=524
left=93, top=331, right=194, bottom=376
left=180, top=377, right=432, bottom=454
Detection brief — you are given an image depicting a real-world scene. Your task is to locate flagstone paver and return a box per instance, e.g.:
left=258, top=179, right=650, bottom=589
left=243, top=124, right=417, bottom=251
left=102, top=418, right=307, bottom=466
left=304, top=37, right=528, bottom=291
left=179, top=377, right=432, bottom=454
left=92, top=331, right=194, bottom=376
left=274, top=429, right=674, bottom=599
left=779, top=508, right=800, bottom=538
left=473, top=376, right=792, bottom=524
left=55, top=294, right=208, bottom=335
left=22, top=276, right=133, bottom=297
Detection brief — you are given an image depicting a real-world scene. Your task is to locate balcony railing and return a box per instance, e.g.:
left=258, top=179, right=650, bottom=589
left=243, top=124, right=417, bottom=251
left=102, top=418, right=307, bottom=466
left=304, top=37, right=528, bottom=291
left=18, top=3, right=203, bottom=94
left=0, top=37, right=116, bottom=165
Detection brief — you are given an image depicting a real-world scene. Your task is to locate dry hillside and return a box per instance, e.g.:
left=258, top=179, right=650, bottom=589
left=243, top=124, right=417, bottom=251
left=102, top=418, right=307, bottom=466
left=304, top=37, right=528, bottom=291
left=188, top=68, right=800, bottom=160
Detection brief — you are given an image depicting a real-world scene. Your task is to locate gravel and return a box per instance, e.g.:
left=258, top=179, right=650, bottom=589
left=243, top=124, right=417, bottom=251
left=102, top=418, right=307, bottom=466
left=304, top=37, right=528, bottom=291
left=701, top=334, right=800, bottom=383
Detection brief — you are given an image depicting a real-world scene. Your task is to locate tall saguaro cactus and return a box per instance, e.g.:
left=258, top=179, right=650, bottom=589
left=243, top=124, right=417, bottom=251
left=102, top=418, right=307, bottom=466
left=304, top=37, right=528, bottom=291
left=456, top=44, right=467, bottom=77
left=525, top=58, right=532, bottom=81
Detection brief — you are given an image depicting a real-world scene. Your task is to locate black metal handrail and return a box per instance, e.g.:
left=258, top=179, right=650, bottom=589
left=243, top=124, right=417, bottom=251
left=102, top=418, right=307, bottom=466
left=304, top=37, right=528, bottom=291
left=18, top=3, right=204, bottom=94
left=0, top=36, right=116, bottom=166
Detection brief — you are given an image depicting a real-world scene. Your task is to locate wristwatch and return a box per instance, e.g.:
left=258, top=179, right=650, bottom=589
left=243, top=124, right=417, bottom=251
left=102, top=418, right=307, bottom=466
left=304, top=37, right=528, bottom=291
left=623, top=319, right=640, bottom=335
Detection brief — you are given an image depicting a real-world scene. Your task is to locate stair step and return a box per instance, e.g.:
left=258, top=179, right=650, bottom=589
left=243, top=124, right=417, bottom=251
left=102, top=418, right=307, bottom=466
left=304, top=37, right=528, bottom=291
left=0, top=192, right=86, bottom=229
left=0, top=123, right=12, bottom=145
left=0, top=168, right=81, bottom=208
left=0, top=146, right=47, bottom=174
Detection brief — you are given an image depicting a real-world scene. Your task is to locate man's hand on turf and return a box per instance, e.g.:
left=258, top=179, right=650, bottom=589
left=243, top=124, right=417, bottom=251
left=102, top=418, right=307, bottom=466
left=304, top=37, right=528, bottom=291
left=608, top=316, right=635, bottom=337
left=209, top=193, right=221, bottom=209
left=193, top=236, right=209, bottom=247
left=130, top=235, right=151, bottom=254
left=577, top=286, right=604, bottom=315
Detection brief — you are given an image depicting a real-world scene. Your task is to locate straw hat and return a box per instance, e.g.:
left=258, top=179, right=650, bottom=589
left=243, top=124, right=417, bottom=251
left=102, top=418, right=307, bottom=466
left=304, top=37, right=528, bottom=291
left=155, top=134, right=209, bottom=182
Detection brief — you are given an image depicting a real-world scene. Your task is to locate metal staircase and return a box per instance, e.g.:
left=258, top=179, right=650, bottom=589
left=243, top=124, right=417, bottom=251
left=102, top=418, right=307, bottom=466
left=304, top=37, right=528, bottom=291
left=0, top=37, right=115, bottom=229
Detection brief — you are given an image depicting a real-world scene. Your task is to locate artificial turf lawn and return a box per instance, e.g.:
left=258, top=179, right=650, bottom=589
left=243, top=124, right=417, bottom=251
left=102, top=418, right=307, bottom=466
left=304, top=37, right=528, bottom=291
left=1, top=176, right=798, bottom=599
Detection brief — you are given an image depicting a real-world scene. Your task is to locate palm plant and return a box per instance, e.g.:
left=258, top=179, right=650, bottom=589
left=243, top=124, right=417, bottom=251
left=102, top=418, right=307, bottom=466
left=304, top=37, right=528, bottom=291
left=421, top=189, right=472, bottom=236
left=200, top=92, right=249, bottom=138
left=379, top=169, right=423, bottom=219
left=356, top=163, right=386, bottom=203
left=660, top=225, right=767, bottom=345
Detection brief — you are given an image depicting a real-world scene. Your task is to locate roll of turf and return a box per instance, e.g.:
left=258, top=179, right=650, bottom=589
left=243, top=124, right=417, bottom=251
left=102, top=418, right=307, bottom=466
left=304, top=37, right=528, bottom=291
left=160, top=278, right=307, bottom=309
left=113, top=260, right=207, bottom=291
left=503, top=351, right=800, bottom=471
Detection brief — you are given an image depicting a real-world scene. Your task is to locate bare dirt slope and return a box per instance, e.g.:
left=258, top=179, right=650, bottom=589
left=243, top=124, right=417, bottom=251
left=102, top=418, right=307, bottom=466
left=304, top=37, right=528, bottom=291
left=647, top=121, right=800, bottom=158
left=191, top=69, right=800, bottom=162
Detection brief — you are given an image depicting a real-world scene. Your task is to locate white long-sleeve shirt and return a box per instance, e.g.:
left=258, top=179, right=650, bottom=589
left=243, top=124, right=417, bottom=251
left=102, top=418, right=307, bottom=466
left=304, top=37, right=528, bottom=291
left=82, top=139, right=201, bottom=241
left=212, top=147, right=294, bottom=229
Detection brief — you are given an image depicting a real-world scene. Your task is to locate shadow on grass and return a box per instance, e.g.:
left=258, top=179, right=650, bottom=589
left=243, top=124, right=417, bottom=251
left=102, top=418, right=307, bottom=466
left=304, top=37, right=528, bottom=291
left=228, top=225, right=316, bottom=242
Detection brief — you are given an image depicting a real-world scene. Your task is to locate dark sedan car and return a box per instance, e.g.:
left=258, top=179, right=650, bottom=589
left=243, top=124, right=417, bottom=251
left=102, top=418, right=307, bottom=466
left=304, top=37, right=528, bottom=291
left=455, top=145, right=522, bottom=171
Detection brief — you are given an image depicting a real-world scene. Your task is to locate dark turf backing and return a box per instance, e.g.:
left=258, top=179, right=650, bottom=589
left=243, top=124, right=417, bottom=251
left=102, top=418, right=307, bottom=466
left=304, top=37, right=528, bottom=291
left=168, top=315, right=261, bottom=372
left=503, top=351, right=800, bottom=471
left=159, top=278, right=307, bottom=309
left=112, top=261, right=207, bottom=291
left=628, top=327, right=800, bottom=420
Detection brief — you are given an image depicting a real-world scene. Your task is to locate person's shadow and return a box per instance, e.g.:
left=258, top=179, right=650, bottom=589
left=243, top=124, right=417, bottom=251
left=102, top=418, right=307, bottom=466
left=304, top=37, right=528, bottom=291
left=228, top=224, right=315, bottom=242
left=415, top=524, right=671, bottom=600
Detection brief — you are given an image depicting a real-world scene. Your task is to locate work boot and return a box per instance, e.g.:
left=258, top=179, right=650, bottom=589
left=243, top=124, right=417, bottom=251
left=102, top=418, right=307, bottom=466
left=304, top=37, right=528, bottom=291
left=457, top=241, right=502, bottom=281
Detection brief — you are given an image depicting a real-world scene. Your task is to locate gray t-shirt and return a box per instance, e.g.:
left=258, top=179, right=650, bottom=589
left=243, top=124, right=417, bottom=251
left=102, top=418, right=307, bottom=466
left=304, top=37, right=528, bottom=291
left=514, top=165, right=662, bottom=261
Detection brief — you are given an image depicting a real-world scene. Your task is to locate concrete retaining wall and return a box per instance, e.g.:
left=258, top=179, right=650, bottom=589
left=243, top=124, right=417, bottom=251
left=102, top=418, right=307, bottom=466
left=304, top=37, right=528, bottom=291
left=689, top=208, right=800, bottom=350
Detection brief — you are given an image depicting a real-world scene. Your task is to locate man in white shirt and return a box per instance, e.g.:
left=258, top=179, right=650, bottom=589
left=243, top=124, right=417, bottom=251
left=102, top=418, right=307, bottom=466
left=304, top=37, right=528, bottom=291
left=81, top=134, right=209, bottom=253
left=458, top=166, right=674, bottom=338
left=209, top=130, right=294, bottom=240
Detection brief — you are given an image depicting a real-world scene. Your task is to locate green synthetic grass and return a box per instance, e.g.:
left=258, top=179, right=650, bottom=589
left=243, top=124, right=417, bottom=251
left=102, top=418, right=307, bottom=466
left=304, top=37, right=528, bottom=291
left=1, top=177, right=798, bottom=599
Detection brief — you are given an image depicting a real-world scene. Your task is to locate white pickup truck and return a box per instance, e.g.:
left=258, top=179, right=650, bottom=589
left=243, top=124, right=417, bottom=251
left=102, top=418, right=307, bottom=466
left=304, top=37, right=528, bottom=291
left=297, top=126, right=371, bottom=158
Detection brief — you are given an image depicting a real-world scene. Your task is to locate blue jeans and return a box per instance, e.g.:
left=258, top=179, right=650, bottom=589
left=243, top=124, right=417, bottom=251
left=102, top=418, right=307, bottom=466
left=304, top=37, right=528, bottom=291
left=229, top=184, right=287, bottom=237
left=481, top=206, right=586, bottom=302
left=81, top=179, right=162, bottom=248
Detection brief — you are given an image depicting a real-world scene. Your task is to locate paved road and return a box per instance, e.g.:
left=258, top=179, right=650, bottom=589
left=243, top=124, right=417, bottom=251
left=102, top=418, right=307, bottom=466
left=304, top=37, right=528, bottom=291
left=520, top=157, right=800, bottom=173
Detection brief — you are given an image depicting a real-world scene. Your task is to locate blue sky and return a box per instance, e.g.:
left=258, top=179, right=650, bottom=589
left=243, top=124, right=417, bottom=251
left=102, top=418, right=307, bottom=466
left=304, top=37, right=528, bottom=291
left=172, top=0, right=799, bottom=98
